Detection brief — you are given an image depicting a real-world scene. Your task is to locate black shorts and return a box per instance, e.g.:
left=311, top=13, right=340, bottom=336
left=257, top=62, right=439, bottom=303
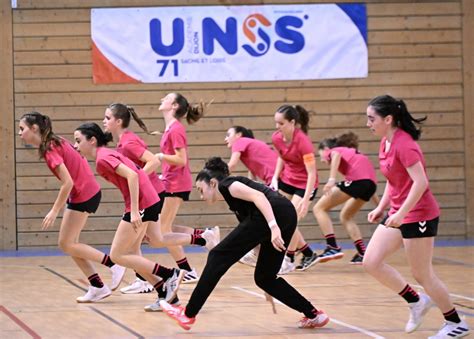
left=67, top=191, right=101, bottom=214
left=163, top=191, right=190, bottom=201
left=381, top=215, right=439, bottom=239
left=337, top=179, right=376, bottom=201
left=122, top=201, right=161, bottom=223
left=156, top=191, right=166, bottom=214
left=278, top=179, right=317, bottom=201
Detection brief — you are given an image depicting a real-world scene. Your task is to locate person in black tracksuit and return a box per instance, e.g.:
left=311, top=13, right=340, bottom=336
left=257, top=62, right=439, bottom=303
left=160, top=157, right=330, bottom=331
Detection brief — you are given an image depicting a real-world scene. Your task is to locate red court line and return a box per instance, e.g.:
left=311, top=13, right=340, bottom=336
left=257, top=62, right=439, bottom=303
left=0, top=305, right=41, bottom=339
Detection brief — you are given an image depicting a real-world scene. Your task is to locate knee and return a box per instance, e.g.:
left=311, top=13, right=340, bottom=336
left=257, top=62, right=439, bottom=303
left=339, top=212, right=350, bottom=225
left=313, top=204, right=328, bottom=216
left=58, top=238, right=72, bottom=254
left=411, top=268, right=432, bottom=285
left=109, top=249, right=123, bottom=266
left=362, top=254, right=381, bottom=275
left=254, top=270, right=274, bottom=290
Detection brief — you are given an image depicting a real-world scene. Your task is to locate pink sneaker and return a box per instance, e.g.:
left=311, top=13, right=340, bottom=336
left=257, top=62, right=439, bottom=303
left=159, top=300, right=196, bottom=330
left=297, top=310, right=330, bottom=328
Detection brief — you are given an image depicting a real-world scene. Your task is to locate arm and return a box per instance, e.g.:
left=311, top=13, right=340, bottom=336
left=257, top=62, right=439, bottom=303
left=368, top=182, right=391, bottom=223
left=270, top=156, right=284, bottom=190
left=227, top=152, right=242, bottom=173
left=323, top=151, right=341, bottom=195
left=228, top=181, right=286, bottom=252
left=296, top=154, right=316, bottom=219
left=115, top=164, right=142, bottom=230
left=42, top=164, right=73, bottom=230
left=140, top=149, right=160, bottom=175
left=157, top=147, right=187, bottom=167
left=385, top=161, right=428, bottom=227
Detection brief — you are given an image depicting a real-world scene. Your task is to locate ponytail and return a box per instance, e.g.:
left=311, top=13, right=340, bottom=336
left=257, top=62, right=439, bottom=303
left=276, top=104, right=312, bottom=134
left=319, top=132, right=359, bottom=150
left=173, top=92, right=211, bottom=125
left=75, top=122, right=113, bottom=147
left=368, top=95, right=426, bottom=140
left=108, top=103, right=159, bottom=135
left=196, top=157, right=230, bottom=183
left=20, top=112, right=61, bottom=159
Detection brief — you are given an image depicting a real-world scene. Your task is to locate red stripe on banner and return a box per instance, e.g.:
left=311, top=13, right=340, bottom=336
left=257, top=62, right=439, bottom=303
left=92, top=41, right=140, bottom=84
left=0, top=305, right=41, bottom=339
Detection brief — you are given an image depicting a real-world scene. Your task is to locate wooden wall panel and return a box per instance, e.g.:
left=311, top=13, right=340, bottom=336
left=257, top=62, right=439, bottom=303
left=7, top=0, right=470, bottom=249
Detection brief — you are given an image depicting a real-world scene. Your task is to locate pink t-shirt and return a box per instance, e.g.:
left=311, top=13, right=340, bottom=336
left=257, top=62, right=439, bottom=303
left=160, top=120, right=193, bottom=192
left=272, top=128, right=319, bottom=189
left=44, top=138, right=100, bottom=203
left=379, top=129, right=439, bottom=223
left=117, top=130, right=165, bottom=195
left=95, top=147, right=159, bottom=212
left=231, top=137, right=277, bottom=185
left=322, top=147, right=377, bottom=184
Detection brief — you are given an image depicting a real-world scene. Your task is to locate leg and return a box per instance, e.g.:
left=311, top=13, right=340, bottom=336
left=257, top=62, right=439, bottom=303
left=363, top=225, right=407, bottom=292
left=159, top=197, right=188, bottom=262
left=339, top=198, right=366, bottom=241
left=313, top=187, right=350, bottom=236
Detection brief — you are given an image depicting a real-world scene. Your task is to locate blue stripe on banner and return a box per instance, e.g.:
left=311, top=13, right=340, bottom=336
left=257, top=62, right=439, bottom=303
left=337, top=3, right=367, bottom=44
left=1, top=239, right=472, bottom=257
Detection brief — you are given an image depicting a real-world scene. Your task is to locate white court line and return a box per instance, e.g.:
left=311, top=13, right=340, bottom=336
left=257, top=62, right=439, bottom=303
left=413, top=284, right=474, bottom=302
left=232, top=286, right=385, bottom=339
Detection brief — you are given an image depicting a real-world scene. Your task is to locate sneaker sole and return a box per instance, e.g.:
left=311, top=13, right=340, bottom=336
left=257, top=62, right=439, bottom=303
left=121, top=288, right=154, bottom=294
left=166, top=270, right=186, bottom=302
left=182, top=278, right=199, bottom=284
left=316, top=253, right=344, bottom=263
left=405, top=300, right=434, bottom=333
left=349, top=261, right=363, bottom=265
left=298, top=259, right=319, bottom=271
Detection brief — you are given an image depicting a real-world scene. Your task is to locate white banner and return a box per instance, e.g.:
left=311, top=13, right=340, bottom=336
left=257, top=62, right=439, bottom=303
left=91, top=4, right=367, bottom=84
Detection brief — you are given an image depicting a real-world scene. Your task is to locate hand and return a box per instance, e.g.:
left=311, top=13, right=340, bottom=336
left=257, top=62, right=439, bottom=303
left=269, top=224, right=286, bottom=252
left=269, top=177, right=278, bottom=191
left=295, top=199, right=309, bottom=220
left=384, top=212, right=404, bottom=228
left=130, top=210, right=143, bottom=232
left=42, top=209, right=58, bottom=230
left=368, top=207, right=383, bottom=223
left=323, top=181, right=336, bottom=195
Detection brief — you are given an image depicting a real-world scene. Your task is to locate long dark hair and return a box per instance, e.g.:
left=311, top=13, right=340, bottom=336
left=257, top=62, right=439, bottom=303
left=319, top=132, right=359, bottom=150
left=275, top=104, right=312, bottom=134
left=108, top=103, right=159, bottom=135
left=172, top=92, right=208, bottom=125
left=75, top=122, right=113, bottom=147
left=368, top=95, right=426, bottom=140
left=21, top=111, right=61, bottom=159
left=232, top=126, right=254, bottom=139
left=196, top=157, right=230, bottom=183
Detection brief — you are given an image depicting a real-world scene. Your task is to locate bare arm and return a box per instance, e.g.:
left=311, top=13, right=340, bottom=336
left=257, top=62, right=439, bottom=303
left=42, top=164, right=73, bottom=230
left=157, top=147, right=187, bottom=167
left=115, top=164, right=142, bottom=230
left=139, top=149, right=160, bottom=175
left=227, top=152, right=242, bottom=173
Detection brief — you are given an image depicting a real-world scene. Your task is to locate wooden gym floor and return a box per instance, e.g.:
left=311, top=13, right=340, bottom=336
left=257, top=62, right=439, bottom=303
left=1, top=243, right=473, bottom=339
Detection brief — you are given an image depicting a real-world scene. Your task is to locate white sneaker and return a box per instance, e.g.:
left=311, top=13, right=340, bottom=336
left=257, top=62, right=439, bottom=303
left=120, top=278, right=154, bottom=294
left=239, top=249, right=258, bottom=267
left=110, top=264, right=126, bottom=291
left=76, top=285, right=111, bottom=303
left=144, top=295, right=180, bottom=312
left=182, top=268, right=199, bottom=284
left=278, top=256, right=296, bottom=275
left=428, top=319, right=470, bottom=338
left=201, top=226, right=220, bottom=251
left=164, top=268, right=185, bottom=302
left=405, top=293, right=433, bottom=333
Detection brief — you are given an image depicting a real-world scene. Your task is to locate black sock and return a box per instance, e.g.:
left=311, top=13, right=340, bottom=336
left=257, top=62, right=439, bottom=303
left=101, top=254, right=115, bottom=268
left=299, top=244, right=314, bottom=257
left=176, top=258, right=192, bottom=272
left=88, top=273, right=104, bottom=288
left=443, top=308, right=461, bottom=323
left=135, top=272, right=146, bottom=281
left=286, top=251, right=295, bottom=262
left=154, top=280, right=166, bottom=298
left=398, top=284, right=420, bottom=303
left=354, top=239, right=366, bottom=255
left=190, top=234, right=206, bottom=247
left=152, top=263, right=174, bottom=280
left=325, top=234, right=338, bottom=249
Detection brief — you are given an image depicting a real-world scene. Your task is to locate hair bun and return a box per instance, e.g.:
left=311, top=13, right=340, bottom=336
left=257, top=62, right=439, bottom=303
left=204, top=157, right=229, bottom=177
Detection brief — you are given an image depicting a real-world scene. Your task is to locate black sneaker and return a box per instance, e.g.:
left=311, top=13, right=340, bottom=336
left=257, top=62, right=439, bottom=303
left=295, top=252, right=318, bottom=271
left=316, top=246, right=344, bottom=263
left=349, top=253, right=363, bottom=265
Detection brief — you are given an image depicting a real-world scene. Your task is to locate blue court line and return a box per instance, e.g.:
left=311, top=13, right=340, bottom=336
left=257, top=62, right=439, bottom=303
left=1, top=239, right=472, bottom=258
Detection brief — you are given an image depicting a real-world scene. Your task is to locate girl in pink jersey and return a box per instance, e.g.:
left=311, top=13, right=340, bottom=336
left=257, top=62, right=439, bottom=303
left=18, top=112, right=125, bottom=303
left=271, top=105, right=318, bottom=273
left=225, top=125, right=278, bottom=267
left=313, top=132, right=378, bottom=265
left=156, top=93, right=219, bottom=285
left=73, top=122, right=205, bottom=309
left=102, top=103, right=218, bottom=301
left=364, top=95, right=469, bottom=338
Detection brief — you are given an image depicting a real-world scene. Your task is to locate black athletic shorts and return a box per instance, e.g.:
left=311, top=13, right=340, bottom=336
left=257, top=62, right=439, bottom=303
left=122, top=201, right=161, bottom=223
left=163, top=191, right=190, bottom=201
left=381, top=215, right=439, bottom=238
left=278, top=179, right=317, bottom=201
left=337, top=179, right=376, bottom=201
left=67, top=191, right=101, bottom=214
